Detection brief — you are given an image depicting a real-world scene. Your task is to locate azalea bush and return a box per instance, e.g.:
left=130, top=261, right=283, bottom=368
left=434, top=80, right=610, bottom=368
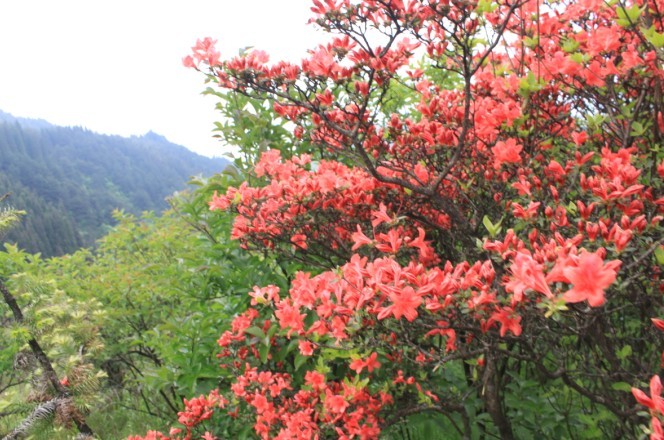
left=135, top=0, right=663, bottom=438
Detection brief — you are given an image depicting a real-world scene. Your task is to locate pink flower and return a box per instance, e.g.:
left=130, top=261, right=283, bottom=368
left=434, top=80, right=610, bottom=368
left=492, top=138, right=523, bottom=168
left=505, top=252, right=553, bottom=303
left=349, top=352, right=381, bottom=374
left=251, top=392, right=270, bottom=414
left=190, top=37, right=221, bottom=67
left=291, top=233, right=308, bottom=250
left=182, top=55, right=196, bottom=68
left=298, top=340, right=315, bottom=356
left=488, top=307, right=522, bottom=337
left=325, top=393, right=349, bottom=414
left=351, top=225, right=373, bottom=250
left=562, top=251, right=620, bottom=307
left=371, top=203, right=392, bottom=227
left=275, top=302, right=306, bottom=336
left=209, top=191, right=230, bottom=211
left=377, top=286, right=422, bottom=322
left=305, top=371, right=326, bottom=390
left=632, top=375, right=664, bottom=414
left=307, top=47, right=337, bottom=77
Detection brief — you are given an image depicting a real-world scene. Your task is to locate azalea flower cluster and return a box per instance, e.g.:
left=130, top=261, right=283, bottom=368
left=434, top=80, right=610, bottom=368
left=209, top=150, right=449, bottom=267
left=209, top=151, right=382, bottom=255
left=133, top=0, right=664, bottom=437
left=130, top=340, right=389, bottom=439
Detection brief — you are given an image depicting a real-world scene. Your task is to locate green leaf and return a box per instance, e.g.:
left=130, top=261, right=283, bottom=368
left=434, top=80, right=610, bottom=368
left=259, top=343, right=270, bottom=364
left=630, top=121, right=645, bottom=137
left=321, top=347, right=354, bottom=359
left=476, top=0, right=498, bottom=14
left=524, top=36, right=539, bottom=49
left=570, top=53, right=588, bottom=65
left=561, top=38, right=580, bottom=53
left=617, top=345, right=632, bottom=360
left=244, top=326, right=266, bottom=339
left=518, top=71, right=545, bottom=97
left=267, top=324, right=279, bottom=339
left=294, top=353, right=308, bottom=371
left=644, top=25, right=664, bottom=48
left=273, top=341, right=291, bottom=362
left=482, top=215, right=502, bottom=238
left=237, top=423, right=255, bottom=440
left=615, top=3, right=643, bottom=27
left=655, top=246, right=664, bottom=266
left=611, top=382, right=633, bottom=392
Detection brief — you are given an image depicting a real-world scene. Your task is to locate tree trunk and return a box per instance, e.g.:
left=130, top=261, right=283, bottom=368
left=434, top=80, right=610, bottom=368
left=483, top=350, right=514, bottom=440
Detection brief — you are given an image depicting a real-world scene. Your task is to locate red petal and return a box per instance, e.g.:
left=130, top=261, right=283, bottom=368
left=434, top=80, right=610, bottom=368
left=652, top=318, right=664, bottom=332
left=562, top=287, right=587, bottom=304
left=652, top=417, right=663, bottom=437
left=632, top=388, right=655, bottom=409
left=650, top=375, right=662, bottom=399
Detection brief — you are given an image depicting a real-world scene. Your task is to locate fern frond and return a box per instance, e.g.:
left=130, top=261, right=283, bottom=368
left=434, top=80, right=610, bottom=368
left=0, top=201, right=25, bottom=238
left=2, top=396, right=64, bottom=440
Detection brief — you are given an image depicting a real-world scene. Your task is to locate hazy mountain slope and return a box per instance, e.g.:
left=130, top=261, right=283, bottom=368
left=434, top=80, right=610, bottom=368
left=0, top=113, right=228, bottom=256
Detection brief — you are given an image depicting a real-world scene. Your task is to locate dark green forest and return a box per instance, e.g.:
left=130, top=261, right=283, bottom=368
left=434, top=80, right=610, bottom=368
left=0, top=111, right=227, bottom=257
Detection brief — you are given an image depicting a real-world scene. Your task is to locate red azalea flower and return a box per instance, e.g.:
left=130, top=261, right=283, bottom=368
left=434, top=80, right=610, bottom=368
left=563, top=251, right=620, bottom=307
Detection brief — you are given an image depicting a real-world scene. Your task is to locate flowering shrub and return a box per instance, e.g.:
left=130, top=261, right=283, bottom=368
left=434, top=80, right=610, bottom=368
left=633, top=374, right=664, bottom=440
left=136, top=0, right=664, bottom=438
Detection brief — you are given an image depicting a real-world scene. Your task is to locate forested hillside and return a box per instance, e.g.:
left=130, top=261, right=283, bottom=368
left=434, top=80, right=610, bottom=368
left=0, top=112, right=227, bottom=256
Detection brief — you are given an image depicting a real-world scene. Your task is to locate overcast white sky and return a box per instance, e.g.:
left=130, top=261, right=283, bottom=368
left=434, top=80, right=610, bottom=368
left=0, top=0, right=321, bottom=158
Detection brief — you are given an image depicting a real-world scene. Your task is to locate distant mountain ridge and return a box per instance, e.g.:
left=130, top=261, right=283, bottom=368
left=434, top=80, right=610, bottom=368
left=0, top=110, right=228, bottom=257
left=0, top=109, right=53, bottom=130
